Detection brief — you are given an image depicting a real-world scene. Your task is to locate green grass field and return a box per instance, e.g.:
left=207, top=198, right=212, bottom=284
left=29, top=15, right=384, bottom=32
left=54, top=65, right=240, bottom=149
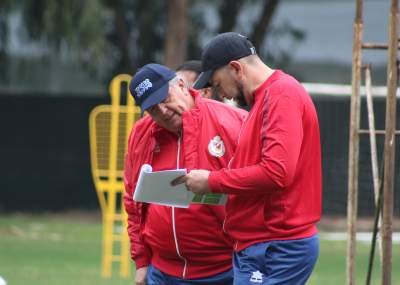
left=0, top=214, right=399, bottom=285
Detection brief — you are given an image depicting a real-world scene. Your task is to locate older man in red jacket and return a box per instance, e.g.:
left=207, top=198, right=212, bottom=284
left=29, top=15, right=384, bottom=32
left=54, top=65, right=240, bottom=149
left=124, top=63, right=247, bottom=285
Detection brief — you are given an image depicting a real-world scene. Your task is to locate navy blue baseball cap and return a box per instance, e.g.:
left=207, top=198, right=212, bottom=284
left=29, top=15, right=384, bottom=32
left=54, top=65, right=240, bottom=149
left=129, top=63, right=176, bottom=112
left=194, top=32, right=256, bottom=89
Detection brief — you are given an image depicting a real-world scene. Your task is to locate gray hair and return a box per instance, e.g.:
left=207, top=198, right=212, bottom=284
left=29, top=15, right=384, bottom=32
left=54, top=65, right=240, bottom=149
left=169, top=76, right=181, bottom=86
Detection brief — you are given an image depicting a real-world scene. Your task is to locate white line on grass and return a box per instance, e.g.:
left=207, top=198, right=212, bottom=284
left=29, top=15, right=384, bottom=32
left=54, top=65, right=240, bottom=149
left=320, top=232, right=400, bottom=244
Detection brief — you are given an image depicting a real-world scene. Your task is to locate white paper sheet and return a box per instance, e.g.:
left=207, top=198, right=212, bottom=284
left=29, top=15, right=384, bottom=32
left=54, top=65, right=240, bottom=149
left=133, top=164, right=193, bottom=208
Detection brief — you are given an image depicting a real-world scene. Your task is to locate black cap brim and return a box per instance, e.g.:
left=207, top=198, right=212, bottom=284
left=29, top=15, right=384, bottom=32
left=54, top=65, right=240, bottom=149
left=193, top=69, right=214, bottom=89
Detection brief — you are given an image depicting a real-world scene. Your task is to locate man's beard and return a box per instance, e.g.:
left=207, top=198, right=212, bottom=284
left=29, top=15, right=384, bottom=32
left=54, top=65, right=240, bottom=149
left=235, top=82, right=248, bottom=108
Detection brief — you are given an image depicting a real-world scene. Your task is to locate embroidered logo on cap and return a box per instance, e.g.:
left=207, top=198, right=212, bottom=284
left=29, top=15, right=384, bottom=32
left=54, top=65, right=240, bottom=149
left=208, top=135, right=225, bottom=157
left=135, top=78, right=152, bottom=98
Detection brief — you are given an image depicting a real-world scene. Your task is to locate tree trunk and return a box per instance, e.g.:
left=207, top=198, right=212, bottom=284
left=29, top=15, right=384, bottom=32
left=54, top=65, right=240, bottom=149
left=164, top=0, right=188, bottom=69
left=114, top=6, right=131, bottom=72
left=218, top=0, right=245, bottom=33
left=250, top=0, right=280, bottom=52
left=106, top=0, right=132, bottom=72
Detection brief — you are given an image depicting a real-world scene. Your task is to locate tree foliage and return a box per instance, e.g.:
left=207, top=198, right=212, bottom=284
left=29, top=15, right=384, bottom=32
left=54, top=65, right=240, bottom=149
left=0, top=0, right=305, bottom=84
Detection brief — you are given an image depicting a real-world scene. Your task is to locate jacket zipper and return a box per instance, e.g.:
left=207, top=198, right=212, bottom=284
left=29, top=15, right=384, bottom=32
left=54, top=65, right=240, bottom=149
left=172, top=135, right=188, bottom=278
left=225, top=111, right=254, bottom=248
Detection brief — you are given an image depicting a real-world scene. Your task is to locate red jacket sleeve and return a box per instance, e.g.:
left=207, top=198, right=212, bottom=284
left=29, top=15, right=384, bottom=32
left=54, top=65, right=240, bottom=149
left=209, top=92, right=303, bottom=195
left=123, top=129, right=151, bottom=269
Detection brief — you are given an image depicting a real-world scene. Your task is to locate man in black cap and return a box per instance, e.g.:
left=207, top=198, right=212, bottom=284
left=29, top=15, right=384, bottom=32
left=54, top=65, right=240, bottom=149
left=176, top=60, right=215, bottom=100
left=173, top=32, right=322, bottom=285
left=123, top=63, right=247, bottom=285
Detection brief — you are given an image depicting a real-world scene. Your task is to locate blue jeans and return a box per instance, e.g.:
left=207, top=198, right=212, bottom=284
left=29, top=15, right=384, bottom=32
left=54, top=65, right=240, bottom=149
left=233, top=235, right=319, bottom=285
left=146, top=264, right=233, bottom=285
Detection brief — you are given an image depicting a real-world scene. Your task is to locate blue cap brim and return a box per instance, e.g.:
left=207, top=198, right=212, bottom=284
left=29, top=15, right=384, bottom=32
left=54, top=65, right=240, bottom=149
left=193, top=69, right=214, bottom=89
left=140, top=83, right=169, bottom=113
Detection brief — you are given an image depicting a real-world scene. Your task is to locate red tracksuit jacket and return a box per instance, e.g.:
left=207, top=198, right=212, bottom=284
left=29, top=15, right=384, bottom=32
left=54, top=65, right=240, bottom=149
left=209, top=70, right=322, bottom=252
left=124, top=90, right=247, bottom=279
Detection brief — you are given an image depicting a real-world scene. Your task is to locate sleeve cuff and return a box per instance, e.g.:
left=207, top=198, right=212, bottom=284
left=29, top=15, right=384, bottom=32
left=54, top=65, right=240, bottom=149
left=134, top=255, right=150, bottom=269
left=209, top=170, right=224, bottom=193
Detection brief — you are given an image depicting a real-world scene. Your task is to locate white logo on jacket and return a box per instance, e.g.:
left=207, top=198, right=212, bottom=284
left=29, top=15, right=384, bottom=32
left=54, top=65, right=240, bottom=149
left=208, top=135, right=225, bottom=157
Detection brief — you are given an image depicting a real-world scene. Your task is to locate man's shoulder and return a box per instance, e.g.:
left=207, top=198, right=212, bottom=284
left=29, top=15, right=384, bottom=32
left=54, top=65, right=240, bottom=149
left=200, top=98, right=247, bottom=118
left=260, top=71, right=309, bottom=105
left=130, top=115, right=155, bottom=140
left=267, top=70, right=303, bottom=92
left=134, top=115, right=154, bottom=129
left=126, top=115, right=156, bottom=154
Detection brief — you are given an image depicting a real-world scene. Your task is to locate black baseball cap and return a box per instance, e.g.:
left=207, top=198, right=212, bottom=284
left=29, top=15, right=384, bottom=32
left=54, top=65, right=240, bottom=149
left=193, top=32, right=256, bottom=89
left=129, top=63, right=176, bottom=112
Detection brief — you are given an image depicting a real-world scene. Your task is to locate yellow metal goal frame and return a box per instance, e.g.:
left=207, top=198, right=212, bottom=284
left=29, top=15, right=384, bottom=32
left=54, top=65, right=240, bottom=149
left=89, top=74, right=141, bottom=278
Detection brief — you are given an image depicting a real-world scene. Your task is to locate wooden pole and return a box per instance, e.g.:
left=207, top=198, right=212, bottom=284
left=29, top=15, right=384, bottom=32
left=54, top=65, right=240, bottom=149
left=364, top=66, right=383, bottom=264
left=381, top=0, right=398, bottom=284
left=347, top=0, right=363, bottom=284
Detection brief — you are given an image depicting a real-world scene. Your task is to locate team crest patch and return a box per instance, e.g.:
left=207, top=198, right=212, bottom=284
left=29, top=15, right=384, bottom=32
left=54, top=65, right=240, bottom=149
left=208, top=135, right=225, bottom=157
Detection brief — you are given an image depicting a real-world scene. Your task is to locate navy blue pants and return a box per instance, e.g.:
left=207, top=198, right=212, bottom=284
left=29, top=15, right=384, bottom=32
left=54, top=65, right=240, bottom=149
left=146, top=265, right=233, bottom=285
left=233, top=235, right=319, bottom=285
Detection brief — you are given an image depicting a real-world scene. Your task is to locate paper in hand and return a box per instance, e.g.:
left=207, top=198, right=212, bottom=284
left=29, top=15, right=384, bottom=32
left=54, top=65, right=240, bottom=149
left=133, top=164, right=193, bottom=208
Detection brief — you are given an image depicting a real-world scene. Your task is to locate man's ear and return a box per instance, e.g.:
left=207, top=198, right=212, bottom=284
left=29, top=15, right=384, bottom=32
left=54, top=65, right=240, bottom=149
left=201, top=87, right=213, bottom=99
left=177, top=77, right=186, bottom=90
left=228, top=60, right=243, bottom=77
